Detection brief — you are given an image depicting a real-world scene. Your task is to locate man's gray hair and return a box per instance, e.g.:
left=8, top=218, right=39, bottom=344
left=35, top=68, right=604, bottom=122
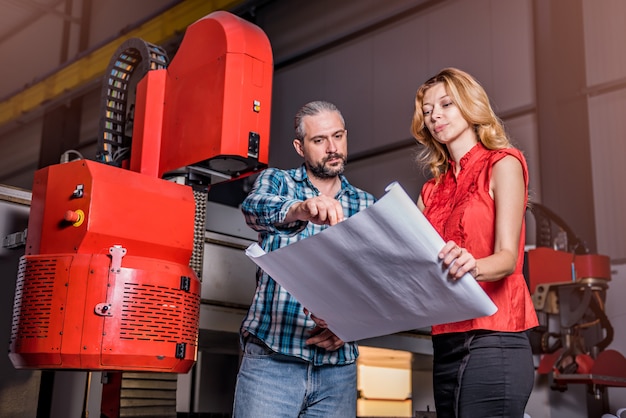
left=294, top=101, right=345, bottom=141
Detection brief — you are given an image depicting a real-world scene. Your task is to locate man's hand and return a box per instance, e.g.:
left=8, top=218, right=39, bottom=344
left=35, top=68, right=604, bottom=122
left=306, top=327, right=345, bottom=351
left=304, top=308, right=345, bottom=351
left=289, top=196, right=344, bottom=226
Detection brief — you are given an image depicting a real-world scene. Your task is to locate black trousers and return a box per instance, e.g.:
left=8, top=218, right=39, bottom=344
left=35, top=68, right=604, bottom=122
left=432, top=330, right=534, bottom=418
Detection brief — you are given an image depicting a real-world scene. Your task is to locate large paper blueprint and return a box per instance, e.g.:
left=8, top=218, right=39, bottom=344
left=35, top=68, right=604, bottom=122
left=245, top=182, right=497, bottom=342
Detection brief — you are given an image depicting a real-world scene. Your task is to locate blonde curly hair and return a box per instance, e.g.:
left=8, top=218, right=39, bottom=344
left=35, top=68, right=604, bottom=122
left=411, top=67, right=511, bottom=181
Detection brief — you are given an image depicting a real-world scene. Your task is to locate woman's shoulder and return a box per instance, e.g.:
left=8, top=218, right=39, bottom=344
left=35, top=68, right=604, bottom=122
left=486, top=147, right=527, bottom=169
left=488, top=146, right=525, bottom=160
left=486, top=147, right=529, bottom=185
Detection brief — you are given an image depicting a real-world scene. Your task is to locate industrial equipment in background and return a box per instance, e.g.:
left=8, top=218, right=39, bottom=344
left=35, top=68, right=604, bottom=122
left=7, top=10, right=272, bottom=417
left=526, top=203, right=626, bottom=417
left=5, top=6, right=626, bottom=418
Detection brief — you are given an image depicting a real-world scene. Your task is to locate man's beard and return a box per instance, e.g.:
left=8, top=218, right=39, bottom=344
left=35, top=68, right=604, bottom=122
left=307, top=153, right=346, bottom=179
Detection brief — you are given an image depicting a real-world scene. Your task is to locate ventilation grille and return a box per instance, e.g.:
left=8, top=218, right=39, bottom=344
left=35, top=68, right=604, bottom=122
left=10, top=257, right=60, bottom=342
left=120, top=282, right=200, bottom=344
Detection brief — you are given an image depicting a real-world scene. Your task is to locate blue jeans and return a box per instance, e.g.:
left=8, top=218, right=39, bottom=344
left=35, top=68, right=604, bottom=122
left=432, top=330, right=534, bottom=418
left=232, top=335, right=357, bottom=417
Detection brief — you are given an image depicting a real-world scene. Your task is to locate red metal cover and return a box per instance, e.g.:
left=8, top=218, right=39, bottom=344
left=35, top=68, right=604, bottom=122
left=11, top=160, right=200, bottom=372
left=131, top=11, right=274, bottom=177
left=527, top=247, right=575, bottom=292
left=25, top=160, right=195, bottom=265
left=574, top=254, right=611, bottom=280
left=10, top=253, right=199, bottom=372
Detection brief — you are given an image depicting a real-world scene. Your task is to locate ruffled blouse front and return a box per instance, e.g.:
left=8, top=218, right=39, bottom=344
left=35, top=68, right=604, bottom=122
left=421, top=143, right=538, bottom=334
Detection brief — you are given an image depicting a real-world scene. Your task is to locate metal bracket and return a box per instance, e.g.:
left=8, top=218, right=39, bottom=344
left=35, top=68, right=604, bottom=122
left=3, top=228, right=27, bottom=249
left=109, top=245, right=127, bottom=274
left=180, top=276, right=191, bottom=292
left=175, top=343, right=186, bottom=359
left=95, top=303, right=113, bottom=317
left=248, top=131, right=260, bottom=158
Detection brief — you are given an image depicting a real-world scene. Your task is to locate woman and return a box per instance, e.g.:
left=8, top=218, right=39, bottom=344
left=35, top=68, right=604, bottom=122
left=411, top=67, right=538, bottom=417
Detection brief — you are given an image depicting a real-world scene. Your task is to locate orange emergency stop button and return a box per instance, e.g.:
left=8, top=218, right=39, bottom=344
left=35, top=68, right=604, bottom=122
left=64, top=209, right=85, bottom=227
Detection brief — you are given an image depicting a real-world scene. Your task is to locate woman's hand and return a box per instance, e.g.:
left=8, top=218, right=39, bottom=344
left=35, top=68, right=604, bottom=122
left=439, top=240, right=478, bottom=280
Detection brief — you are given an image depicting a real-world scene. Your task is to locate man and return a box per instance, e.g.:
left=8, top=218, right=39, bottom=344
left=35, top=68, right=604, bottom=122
left=233, top=101, right=376, bottom=417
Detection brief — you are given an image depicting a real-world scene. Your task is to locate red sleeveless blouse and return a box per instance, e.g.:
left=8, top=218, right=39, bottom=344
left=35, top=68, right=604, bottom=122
left=421, top=143, right=538, bottom=335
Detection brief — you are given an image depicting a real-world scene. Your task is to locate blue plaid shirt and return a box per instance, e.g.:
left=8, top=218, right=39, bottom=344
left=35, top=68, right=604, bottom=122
left=240, top=164, right=376, bottom=366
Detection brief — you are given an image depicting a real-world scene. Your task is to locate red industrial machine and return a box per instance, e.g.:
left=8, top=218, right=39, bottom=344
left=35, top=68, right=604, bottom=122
left=526, top=203, right=626, bottom=415
left=9, top=11, right=273, bottom=375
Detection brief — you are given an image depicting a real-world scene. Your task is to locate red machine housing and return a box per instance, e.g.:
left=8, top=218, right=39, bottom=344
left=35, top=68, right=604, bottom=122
left=527, top=247, right=611, bottom=293
left=131, top=10, right=273, bottom=178
left=527, top=247, right=626, bottom=393
left=10, top=160, right=200, bottom=372
left=9, top=11, right=273, bottom=373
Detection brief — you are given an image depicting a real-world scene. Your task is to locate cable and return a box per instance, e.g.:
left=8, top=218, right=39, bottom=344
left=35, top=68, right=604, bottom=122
left=60, top=149, right=85, bottom=163
left=96, top=38, right=168, bottom=167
